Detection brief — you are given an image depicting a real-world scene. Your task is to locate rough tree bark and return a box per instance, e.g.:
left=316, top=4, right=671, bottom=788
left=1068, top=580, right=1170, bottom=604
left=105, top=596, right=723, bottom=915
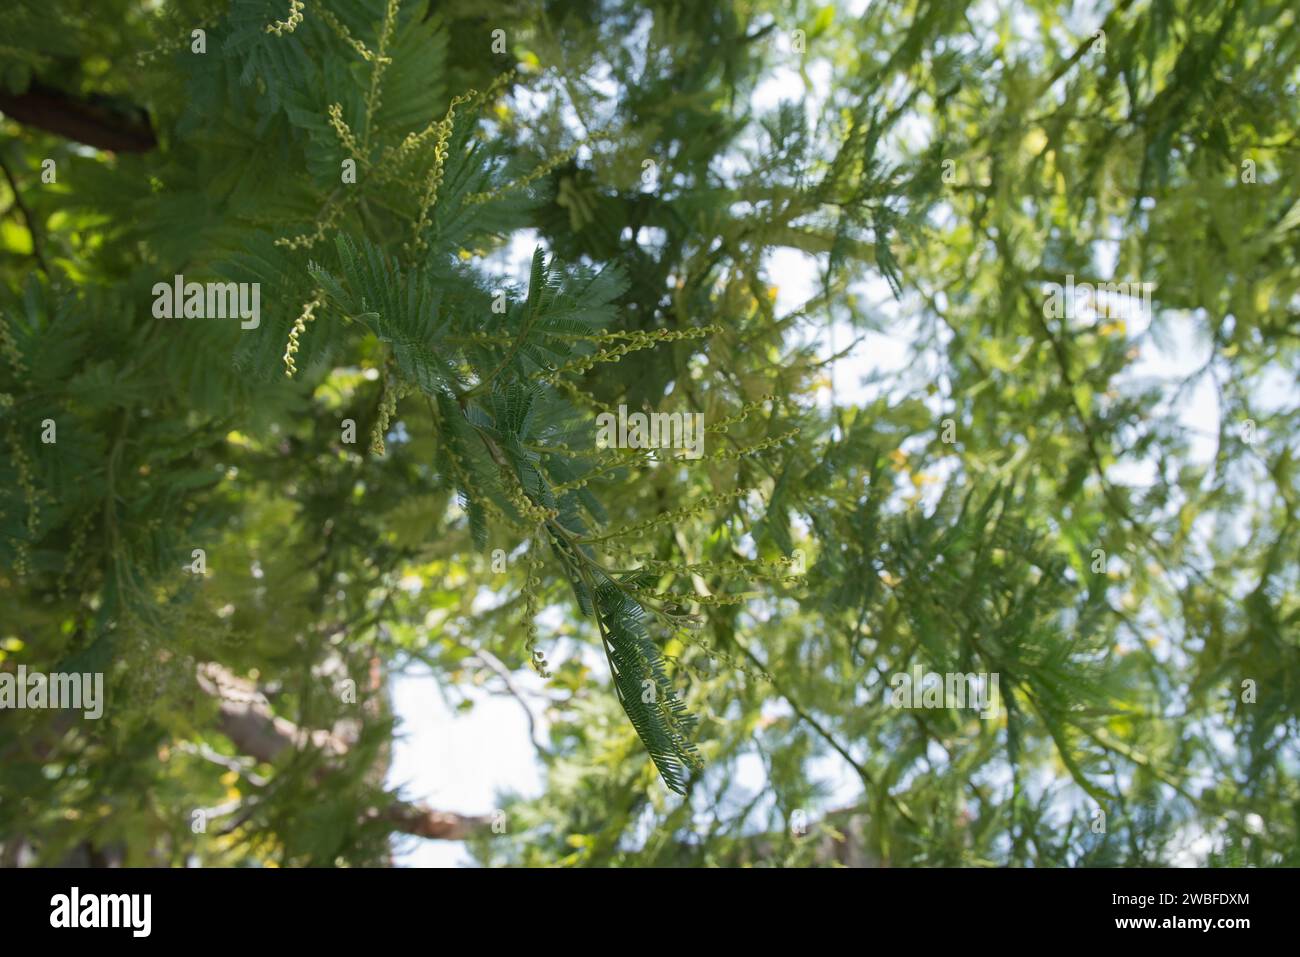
left=194, top=662, right=491, bottom=843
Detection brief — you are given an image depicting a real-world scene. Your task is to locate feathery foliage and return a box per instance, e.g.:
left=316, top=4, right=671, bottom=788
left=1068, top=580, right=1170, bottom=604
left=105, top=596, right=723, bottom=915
left=1, top=0, right=1297, bottom=868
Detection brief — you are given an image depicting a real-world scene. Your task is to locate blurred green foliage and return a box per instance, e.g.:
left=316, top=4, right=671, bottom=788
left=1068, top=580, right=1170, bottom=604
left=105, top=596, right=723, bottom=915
left=0, top=0, right=1296, bottom=867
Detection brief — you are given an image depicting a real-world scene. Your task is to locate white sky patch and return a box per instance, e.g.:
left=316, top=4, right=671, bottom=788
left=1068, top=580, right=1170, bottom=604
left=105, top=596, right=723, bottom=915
left=389, top=663, right=547, bottom=867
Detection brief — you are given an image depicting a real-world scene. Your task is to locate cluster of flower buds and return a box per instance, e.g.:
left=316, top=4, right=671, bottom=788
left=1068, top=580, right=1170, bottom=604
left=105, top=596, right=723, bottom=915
left=587, top=488, right=748, bottom=545
left=4, top=428, right=37, bottom=579
left=369, top=371, right=409, bottom=455
left=465, top=144, right=579, bottom=207
left=327, top=104, right=364, bottom=166
left=500, top=467, right=558, bottom=526
left=540, top=326, right=718, bottom=385
left=283, top=293, right=323, bottom=378
left=265, top=0, right=305, bottom=36
left=317, top=8, right=384, bottom=62
left=703, top=426, right=801, bottom=462
left=706, top=394, right=780, bottom=433
left=408, top=91, right=478, bottom=254
left=521, top=542, right=550, bottom=678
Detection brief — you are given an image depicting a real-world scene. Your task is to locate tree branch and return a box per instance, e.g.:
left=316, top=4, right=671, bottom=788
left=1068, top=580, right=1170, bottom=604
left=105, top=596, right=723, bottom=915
left=0, top=150, right=49, bottom=274
left=374, top=803, right=491, bottom=841
left=0, top=82, right=157, bottom=153
left=194, top=662, right=490, bottom=842
left=196, top=662, right=351, bottom=763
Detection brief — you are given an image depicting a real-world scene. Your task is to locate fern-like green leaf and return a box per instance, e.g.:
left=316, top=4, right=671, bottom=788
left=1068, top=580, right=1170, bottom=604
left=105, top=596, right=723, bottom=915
left=592, top=579, right=702, bottom=794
